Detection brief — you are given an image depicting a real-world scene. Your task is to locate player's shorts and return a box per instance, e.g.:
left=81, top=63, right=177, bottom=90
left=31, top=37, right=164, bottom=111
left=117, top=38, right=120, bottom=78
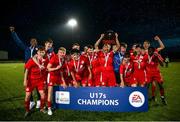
left=93, top=74, right=101, bottom=87
left=124, top=76, right=136, bottom=86
left=25, top=79, right=44, bottom=92
left=133, top=70, right=147, bottom=86
left=87, top=79, right=93, bottom=87
left=74, top=73, right=93, bottom=86
left=101, top=70, right=116, bottom=87
left=47, top=74, right=61, bottom=86
left=64, top=76, right=73, bottom=86
left=146, top=71, right=163, bottom=84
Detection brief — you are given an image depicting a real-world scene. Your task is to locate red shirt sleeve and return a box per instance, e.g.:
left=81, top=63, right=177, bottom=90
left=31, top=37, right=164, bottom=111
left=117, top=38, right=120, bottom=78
left=68, top=60, right=74, bottom=72
left=25, top=58, right=33, bottom=69
left=84, top=56, right=90, bottom=66
left=49, top=55, right=56, bottom=65
left=143, top=54, right=148, bottom=61
left=130, top=55, right=135, bottom=61
left=119, top=64, right=124, bottom=75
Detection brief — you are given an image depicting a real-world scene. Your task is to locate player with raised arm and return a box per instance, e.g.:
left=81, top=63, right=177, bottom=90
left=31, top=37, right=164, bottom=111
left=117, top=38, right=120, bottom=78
left=94, top=33, right=120, bottom=87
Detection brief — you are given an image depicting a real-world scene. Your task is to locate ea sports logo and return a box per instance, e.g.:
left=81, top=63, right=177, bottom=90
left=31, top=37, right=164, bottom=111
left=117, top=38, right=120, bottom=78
left=129, top=91, right=145, bottom=107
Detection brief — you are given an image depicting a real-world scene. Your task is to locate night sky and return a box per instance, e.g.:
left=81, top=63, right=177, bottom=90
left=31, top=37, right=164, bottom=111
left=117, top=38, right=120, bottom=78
left=1, top=0, right=180, bottom=59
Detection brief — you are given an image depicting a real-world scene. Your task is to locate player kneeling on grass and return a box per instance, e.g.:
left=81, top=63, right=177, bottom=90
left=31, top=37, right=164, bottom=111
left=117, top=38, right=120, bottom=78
left=24, top=47, right=47, bottom=117
left=46, top=47, right=67, bottom=115
left=119, top=52, right=136, bottom=87
left=146, top=47, right=167, bottom=105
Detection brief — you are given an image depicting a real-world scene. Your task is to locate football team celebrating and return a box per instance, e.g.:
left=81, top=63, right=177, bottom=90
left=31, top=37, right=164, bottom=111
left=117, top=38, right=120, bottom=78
left=9, top=27, right=167, bottom=117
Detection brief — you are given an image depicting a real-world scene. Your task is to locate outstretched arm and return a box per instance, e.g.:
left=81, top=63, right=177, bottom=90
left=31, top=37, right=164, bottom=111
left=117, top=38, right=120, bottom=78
left=94, top=34, right=104, bottom=50
left=9, top=26, right=27, bottom=50
left=154, top=35, right=165, bottom=52
left=113, top=33, right=120, bottom=52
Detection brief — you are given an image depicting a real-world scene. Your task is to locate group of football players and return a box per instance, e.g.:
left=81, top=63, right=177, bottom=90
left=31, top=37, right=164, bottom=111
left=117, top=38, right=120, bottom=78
left=9, top=27, right=167, bottom=117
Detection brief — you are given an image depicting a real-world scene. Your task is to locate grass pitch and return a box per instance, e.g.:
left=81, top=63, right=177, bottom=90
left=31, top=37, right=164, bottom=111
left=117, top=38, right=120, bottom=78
left=0, top=62, right=180, bottom=121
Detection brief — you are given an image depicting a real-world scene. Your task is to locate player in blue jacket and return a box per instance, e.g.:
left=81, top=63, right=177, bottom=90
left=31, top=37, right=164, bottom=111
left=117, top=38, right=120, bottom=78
left=9, top=26, right=40, bottom=110
left=113, top=43, right=127, bottom=86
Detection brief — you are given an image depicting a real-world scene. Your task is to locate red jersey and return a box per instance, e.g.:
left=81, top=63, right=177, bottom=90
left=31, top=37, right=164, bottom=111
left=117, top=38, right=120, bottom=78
left=87, top=53, right=100, bottom=71
left=131, top=54, right=148, bottom=71
left=120, top=62, right=133, bottom=78
left=48, top=54, right=65, bottom=76
left=146, top=53, right=164, bottom=72
left=69, top=55, right=90, bottom=75
left=129, top=49, right=134, bottom=56
left=46, top=51, right=56, bottom=62
left=63, top=60, right=71, bottom=77
left=97, top=51, right=114, bottom=71
left=25, top=58, right=45, bottom=80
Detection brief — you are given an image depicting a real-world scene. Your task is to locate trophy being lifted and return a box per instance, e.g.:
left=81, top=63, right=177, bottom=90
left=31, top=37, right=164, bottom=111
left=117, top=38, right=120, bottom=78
left=102, top=30, right=116, bottom=45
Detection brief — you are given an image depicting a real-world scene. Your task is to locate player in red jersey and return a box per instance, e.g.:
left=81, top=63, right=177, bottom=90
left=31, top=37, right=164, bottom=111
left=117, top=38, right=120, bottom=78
left=23, top=47, right=47, bottom=117
left=80, top=46, right=92, bottom=86
left=63, top=50, right=74, bottom=86
left=129, top=43, right=138, bottom=56
left=69, top=49, right=92, bottom=87
left=146, top=47, right=167, bottom=105
left=143, top=36, right=165, bottom=101
left=143, top=36, right=165, bottom=53
left=131, top=44, right=148, bottom=87
left=85, top=45, right=101, bottom=86
left=32, top=39, right=55, bottom=108
left=120, top=52, right=136, bottom=87
left=94, top=33, right=120, bottom=87
left=46, top=47, right=67, bottom=115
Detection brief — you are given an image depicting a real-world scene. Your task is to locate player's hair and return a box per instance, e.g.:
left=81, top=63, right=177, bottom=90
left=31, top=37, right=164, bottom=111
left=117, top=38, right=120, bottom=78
left=124, top=52, right=130, bottom=58
left=133, top=43, right=138, bottom=46
left=45, top=38, right=53, bottom=44
left=87, top=45, right=94, bottom=49
left=72, top=43, right=80, bottom=47
left=141, top=46, right=146, bottom=50
left=121, top=42, right=127, bottom=48
left=70, top=49, right=80, bottom=55
left=103, top=43, right=111, bottom=48
left=135, top=44, right=142, bottom=48
left=144, top=40, right=150, bottom=44
left=30, top=38, right=37, bottom=42
left=59, top=47, right=66, bottom=52
left=38, top=46, right=45, bottom=51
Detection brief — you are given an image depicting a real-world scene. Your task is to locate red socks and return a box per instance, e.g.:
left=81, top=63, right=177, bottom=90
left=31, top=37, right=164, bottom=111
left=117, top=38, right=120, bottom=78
left=25, top=100, right=30, bottom=112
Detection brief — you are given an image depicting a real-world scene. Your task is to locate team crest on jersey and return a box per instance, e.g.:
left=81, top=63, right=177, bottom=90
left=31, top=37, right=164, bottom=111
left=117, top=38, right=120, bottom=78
left=80, top=65, right=83, bottom=69
left=26, top=87, right=30, bottom=92
left=127, top=68, right=132, bottom=72
left=81, top=61, right=84, bottom=64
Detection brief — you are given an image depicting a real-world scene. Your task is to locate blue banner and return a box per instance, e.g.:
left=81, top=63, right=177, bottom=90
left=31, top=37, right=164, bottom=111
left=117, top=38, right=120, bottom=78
left=53, top=86, right=148, bottom=112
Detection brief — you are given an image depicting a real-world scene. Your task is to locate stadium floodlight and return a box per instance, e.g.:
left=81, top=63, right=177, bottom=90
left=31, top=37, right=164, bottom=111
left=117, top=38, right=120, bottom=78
left=67, top=18, right=77, bottom=28
left=67, top=18, right=78, bottom=41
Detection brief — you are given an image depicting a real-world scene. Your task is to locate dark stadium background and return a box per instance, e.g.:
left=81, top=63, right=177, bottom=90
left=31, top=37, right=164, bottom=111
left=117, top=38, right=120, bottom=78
left=0, top=0, right=180, bottom=60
